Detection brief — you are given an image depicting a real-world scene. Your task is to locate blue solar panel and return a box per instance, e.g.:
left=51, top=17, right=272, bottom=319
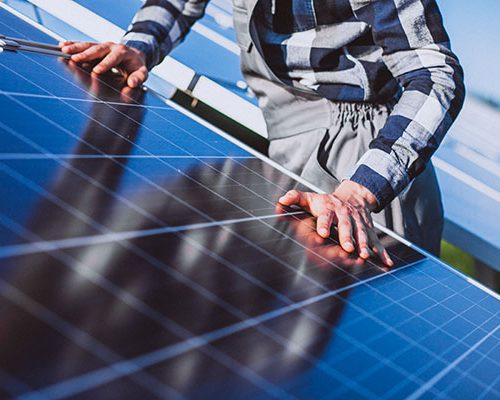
left=0, top=7, right=499, bottom=400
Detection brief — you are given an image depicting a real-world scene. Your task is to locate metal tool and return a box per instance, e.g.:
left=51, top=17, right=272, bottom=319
left=0, top=34, right=70, bottom=59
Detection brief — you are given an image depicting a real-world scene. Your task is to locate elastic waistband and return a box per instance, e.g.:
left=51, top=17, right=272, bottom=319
left=330, top=100, right=393, bottom=124
left=265, top=99, right=394, bottom=140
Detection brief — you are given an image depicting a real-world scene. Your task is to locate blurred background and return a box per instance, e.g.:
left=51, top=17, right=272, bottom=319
left=440, top=0, right=500, bottom=105
left=1, top=0, right=499, bottom=290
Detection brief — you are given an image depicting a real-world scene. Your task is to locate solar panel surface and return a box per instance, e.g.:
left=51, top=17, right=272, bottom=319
left=0, top=7, right=499, bottom=400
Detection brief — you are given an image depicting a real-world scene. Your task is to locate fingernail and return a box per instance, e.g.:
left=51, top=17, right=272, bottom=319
left=343, top=242, right=354, bottom=251
left=360, top=249, right=369, bottom=258
left=318, top=228, right=329, bottom=237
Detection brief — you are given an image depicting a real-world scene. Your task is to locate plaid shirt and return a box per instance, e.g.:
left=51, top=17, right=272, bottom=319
left=122, top=0, right=465, bottom=209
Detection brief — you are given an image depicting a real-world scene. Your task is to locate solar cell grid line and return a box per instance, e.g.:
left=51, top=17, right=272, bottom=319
left=300, top=282, right=496, bottom=396
left=0, top=90, right=178, bottom=109
left=0, top=159, right=350, bottom=322
left=479, top=371, right=500, bottom=400
left=270, top=280, right=496, bottom=398
left=0, top=127, right=180, bottom=231
left=0, top=117, right=384, bottom=292
left=0, top=279, right=184, bottom=400
left=438, top=334, right=500, bottom=400
left=405, top=326, right=500, bottom=400
left=0, top=101, right=370, bottom=400
left=0, top=59, right=264, bottom=185
left=0, top=126, right=426, bottom=386
left=0, top=154, right=255, bottom=160
left=0, top=147, right=392, bottom=294
left=309, top=269, right=494, bottom=371
left=0, top=212, right=304, bottom=260
left=336, top=303, right=499, bottom=398
left=44, top=0, right=500, bottom=269
left=0, top=56, right=276, bottom=195
left=0, top=123, right=390, bottom=298
left=127, top=249, right=388, bottom=399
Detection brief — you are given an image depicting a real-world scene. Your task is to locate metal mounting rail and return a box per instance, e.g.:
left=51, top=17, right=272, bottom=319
left=0, top=34, right=70, bottom=59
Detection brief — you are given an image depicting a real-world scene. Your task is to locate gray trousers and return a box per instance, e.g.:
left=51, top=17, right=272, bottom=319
left=268, top=101, right=444, bottom=256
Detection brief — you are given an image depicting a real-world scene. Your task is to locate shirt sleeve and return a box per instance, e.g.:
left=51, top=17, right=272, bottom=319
left=347, top=0, right=465, bottom=211
left=121, top=0, right=209, bottom=69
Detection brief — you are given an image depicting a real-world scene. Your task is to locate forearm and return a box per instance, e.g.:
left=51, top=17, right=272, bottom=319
left=121, top=0, right=208, bottom=69
left=348, top=52, right=465, bottom=210
left=349, top=0, right=465, bottom=210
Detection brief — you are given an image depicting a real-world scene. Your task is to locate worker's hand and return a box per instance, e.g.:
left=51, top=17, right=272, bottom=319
left=287, top=214, right=366, bottom=269
left=278, top=180, right=393, bottom=267
left=59, top=41, right=148, bottom=88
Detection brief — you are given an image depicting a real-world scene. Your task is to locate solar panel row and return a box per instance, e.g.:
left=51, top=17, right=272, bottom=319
left=0, top=7, right=498, bottom=400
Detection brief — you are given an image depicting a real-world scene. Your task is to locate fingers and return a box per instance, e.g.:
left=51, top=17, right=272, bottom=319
left=316, top=211, right=334, bottom=238
left=353, top=217, right=370, bottom=259
left=92, top=48, right=125, bottom=74
left=353, top=213, right=393, bottom=266
left=126, top=66, right=148, bottom=88
left=278, top=190, right=311, bottom=212
left=336, top=213, right=355, bottom=253
left=370, top=232, right=394, bottom=267
left=278, top=190, right=393, bottom=267
left=58, top=40, right=74, bottom=48
left=60, top=41, right=94, bottom=55
left=72, top=43, right=112, bottom=64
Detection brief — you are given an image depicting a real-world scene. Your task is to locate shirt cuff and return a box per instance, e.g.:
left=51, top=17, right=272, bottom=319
left=347, top=149, right=410, bottom=212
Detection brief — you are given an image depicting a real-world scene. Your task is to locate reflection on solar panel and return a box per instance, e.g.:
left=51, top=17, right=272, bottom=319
left=0, top=7, right=499, bottom=400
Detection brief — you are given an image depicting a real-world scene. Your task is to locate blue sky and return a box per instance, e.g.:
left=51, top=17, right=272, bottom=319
left=438, top=0, right=500, bottom=102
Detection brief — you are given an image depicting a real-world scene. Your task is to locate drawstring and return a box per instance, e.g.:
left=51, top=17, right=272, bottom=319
left=271, top=0, right=276, bottom=14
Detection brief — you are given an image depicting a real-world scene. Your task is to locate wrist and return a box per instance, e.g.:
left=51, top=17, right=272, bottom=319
left=333, top=180, right=379, bottom=212
left=129, top=47, right=146, bottom=65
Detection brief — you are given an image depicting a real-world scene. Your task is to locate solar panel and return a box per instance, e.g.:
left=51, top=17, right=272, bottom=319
left=0, top=7, right=499, bottom=400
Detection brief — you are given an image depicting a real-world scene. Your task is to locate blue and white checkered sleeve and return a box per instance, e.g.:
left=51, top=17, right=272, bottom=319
left=121, top=0, right=209, bottom=69
left=348, top=0, right=465, bottom=211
